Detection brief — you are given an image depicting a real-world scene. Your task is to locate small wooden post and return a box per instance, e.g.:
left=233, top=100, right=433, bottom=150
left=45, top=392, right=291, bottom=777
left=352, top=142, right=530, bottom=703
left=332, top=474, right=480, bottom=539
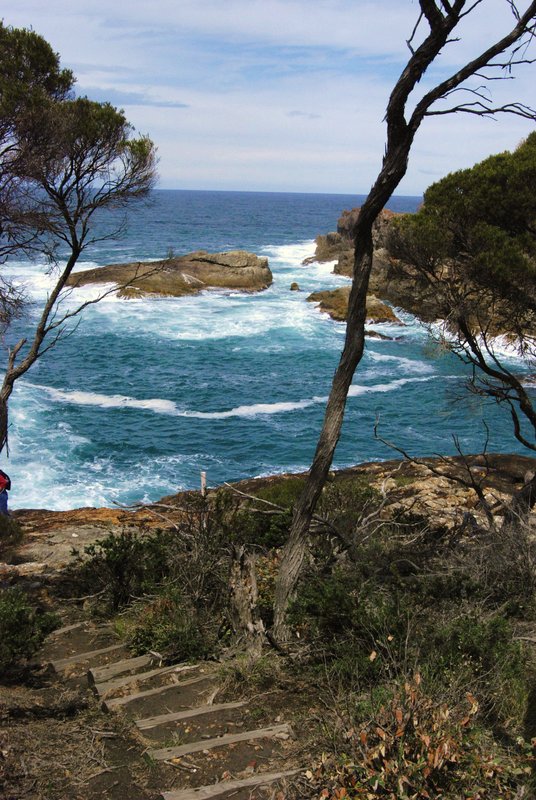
left=200, top=471, right=207, bottom=498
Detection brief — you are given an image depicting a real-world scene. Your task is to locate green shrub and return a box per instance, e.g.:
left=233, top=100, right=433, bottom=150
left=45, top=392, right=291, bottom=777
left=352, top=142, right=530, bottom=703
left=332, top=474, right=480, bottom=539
left=254, top=477, right=306, bottom=508
left=316, top=476, right=380, bottom=533
left=80, top=528, right=174, bottom=611
left=222, top=480, right=306, bottom=550
left=123, top=587, right=215, bottom=662
left=290, top=565, right=529, bottom=728
left=0, top=588, right=57, bottom=677
left=289, top=571, right=421, bottom=685
left=423, top=613, right=528, bottom=724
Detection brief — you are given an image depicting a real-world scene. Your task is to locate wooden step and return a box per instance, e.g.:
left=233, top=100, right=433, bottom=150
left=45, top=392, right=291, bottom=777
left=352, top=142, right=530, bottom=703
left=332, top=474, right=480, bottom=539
left=148, top=723, right=292, bottom=761
left=103, top=674, right=213, bottom=710
left=89, top=653, right=155, bottom=685
left=50, top=642, right=124, bottom=672
left=94, top=662, right=199, bottom=697
left=159, top=768, right=301, bottom=799
left=48, top=621, right=87, bottom=638
left=135, top=701, right=246, bottom=731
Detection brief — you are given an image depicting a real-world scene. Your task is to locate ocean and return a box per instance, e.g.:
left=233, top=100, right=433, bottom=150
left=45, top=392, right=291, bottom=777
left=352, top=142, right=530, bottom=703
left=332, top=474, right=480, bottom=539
left=1, top=189, right=530, bottom=510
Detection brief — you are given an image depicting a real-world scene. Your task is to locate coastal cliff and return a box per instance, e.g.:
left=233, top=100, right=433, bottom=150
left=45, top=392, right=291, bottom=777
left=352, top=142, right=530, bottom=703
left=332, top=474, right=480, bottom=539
left=305, top=207, right=444, bottom=322
left=306, top=205, right=536, bottom=333
left=67, top=250, right=273, bottom=298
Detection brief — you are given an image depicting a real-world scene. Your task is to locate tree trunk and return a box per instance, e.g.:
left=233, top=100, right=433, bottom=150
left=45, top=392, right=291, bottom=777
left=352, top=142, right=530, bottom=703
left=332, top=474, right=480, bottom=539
left=0, top=379, right=15, bottom=454
left=0, top=395, right=8, bottom=454
left=270, top=0, right=536, bottom=643
left=273, top=229, right=376, bottom=640
left=229, top=544, right=265, bottom=658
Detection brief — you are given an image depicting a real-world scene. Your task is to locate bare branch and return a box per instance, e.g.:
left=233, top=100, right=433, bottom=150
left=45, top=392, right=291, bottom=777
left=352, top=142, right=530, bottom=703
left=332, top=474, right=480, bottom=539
left=425, top=100, right=536, bottom=118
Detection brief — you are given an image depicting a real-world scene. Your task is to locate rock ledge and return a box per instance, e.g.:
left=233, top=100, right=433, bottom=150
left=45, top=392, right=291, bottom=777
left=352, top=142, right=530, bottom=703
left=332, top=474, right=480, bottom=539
left=67, top=250, right=273, bottom=298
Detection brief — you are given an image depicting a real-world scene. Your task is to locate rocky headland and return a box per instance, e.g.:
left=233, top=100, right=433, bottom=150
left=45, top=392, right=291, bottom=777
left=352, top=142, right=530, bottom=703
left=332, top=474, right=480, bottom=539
left=305, top=206, right=536, bottom=340
left=304, top=206, right=447, bottom=324
left=67, top=250, right=273, bottom=298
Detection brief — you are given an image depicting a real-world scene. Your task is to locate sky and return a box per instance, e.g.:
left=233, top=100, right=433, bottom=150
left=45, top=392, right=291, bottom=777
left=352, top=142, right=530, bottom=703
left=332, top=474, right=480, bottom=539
left=3, top=1, right=535, bottom=195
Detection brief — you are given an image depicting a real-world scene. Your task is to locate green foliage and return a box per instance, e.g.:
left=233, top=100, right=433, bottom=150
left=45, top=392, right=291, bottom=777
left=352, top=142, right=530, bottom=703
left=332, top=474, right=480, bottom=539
left=229, top=478, right=306, bottom=550
left=76, top=502, right=232, bottom=661
left=290, top=532, right=529, bottom=727
left=254, top=477, right=306, bottom=508
left=0, top=21, right=73, bottom=120
left=317, top=476, right=381, bottom=540
left=219, top=653, right=283, bottom=695
left=0, top=588, right=57, bottom=677
left=388, top=132, right=536, bottom=322
left=80, top=528, right=177, bottom=612
left=122, top=587, right=215, bottom=663
left=224, top=475, right=380, bottom=552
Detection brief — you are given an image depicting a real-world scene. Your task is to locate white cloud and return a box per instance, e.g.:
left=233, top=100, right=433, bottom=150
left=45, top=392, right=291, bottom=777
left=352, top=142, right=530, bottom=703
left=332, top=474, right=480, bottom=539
left=2, top=0, right=535, bottom=193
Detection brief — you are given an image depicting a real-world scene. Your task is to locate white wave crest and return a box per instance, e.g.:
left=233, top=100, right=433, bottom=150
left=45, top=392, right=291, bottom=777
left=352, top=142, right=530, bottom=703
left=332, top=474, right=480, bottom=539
left=348, top=376, right=433, bottom=397
left=25, top=374, right=435, bottom=423
left=28, top=384, right=179, bottom=414
left=368, top=352, right=435, bottom=374
left=183, top=399, right=317, bottom=419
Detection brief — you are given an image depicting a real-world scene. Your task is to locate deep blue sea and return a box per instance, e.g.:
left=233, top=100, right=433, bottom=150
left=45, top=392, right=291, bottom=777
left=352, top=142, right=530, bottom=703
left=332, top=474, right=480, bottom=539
left=1, top=190, right=530, bottom=510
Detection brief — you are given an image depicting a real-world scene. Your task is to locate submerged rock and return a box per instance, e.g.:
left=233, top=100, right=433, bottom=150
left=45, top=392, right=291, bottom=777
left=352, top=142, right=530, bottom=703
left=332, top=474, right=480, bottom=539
left=67, top=250, right=273, bottom=298
left=307, top=285, right=402, bottom=325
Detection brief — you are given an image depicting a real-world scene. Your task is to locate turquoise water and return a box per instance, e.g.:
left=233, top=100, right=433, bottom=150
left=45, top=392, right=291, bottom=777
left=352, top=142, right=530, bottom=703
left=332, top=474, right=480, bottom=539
left=1, top=190, right=529, bottom=509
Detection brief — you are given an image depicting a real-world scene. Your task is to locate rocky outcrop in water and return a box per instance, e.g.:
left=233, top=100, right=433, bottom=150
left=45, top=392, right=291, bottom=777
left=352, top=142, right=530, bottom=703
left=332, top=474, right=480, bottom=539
left=67, top=250, right=273, bottom=298
left=307, top=286, right=402, bottom=325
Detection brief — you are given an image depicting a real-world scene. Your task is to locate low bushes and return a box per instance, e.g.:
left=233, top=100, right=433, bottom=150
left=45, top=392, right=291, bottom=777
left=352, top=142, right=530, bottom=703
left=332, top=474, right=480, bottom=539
left=67, top=472, right=536, bottom=798
left=304, top=676, right=534, bottom=799
left=0, top=588, right=57, bottom=678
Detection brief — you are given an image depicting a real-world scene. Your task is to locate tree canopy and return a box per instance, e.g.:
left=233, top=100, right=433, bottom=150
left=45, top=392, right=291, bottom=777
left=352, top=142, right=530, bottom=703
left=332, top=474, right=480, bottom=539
left=0, top=24, right=157, bottom=452
left=0, top=22, right=74, bottom=258
left=388, top=132, right=536, bottom=325
left=386, top=135, right=536, bottom=457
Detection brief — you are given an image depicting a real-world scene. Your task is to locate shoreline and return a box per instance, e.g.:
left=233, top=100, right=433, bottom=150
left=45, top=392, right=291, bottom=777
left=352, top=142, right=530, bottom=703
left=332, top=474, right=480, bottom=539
left=4, top=451, right=535, bottom=580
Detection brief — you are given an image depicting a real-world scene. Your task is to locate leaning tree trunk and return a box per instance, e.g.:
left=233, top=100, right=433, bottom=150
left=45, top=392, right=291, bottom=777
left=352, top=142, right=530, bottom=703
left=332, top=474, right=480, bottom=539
left=0, top=375, right=17, bottom=455
left=270, top=0, right=536, bottom=640
left=272, top=179, right=408, bottom=639
left=0, top=394, right=8, bottom=454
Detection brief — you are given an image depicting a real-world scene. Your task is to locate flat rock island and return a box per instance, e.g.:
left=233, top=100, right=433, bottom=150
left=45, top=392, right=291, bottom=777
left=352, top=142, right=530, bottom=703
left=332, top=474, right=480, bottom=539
left=67, top=249, right=273, bottom=298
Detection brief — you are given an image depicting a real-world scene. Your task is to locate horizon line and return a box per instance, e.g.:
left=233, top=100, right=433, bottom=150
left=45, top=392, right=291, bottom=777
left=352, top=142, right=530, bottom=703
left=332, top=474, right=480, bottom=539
left=152, top=187, right=423, bottom=198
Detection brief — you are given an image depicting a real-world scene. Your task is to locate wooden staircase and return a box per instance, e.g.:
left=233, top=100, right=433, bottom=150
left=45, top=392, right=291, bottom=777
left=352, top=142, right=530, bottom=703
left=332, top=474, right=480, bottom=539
left=41, top=618, right=302, bottom=799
